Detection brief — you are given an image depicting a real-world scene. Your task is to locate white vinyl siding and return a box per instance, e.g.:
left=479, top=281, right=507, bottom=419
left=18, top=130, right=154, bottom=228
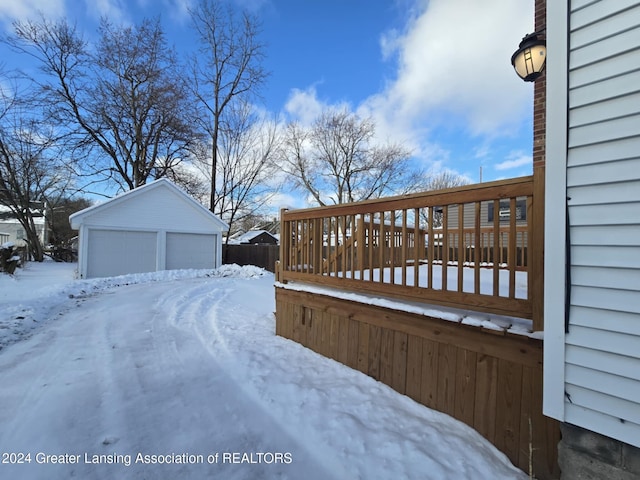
left=83, top=184, right=217, bottom=234
left=166, top=233, right=216, bottom=270
left=556, top=0, right=640, bottom=447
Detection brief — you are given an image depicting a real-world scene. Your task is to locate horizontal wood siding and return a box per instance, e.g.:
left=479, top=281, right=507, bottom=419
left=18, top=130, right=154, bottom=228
left=565, top=0, right=640, bottom=447
left=275, top=287, right=560, bottom=479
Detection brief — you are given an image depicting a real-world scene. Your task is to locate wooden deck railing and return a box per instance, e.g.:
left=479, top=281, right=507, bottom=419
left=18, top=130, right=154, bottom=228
left=278, top=176, right=543, bottom=331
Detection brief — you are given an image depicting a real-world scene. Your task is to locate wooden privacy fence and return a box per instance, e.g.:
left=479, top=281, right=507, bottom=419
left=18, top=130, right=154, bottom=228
left=278, top=176, right=543, bottom=331
left=223, top=244, right=279, bottom=272
left=275, top=288, right=560, bottom=479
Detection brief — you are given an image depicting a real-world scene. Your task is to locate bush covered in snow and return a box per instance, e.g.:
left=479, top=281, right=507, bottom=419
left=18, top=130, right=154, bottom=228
left=0, top=242, right=21, bottom=275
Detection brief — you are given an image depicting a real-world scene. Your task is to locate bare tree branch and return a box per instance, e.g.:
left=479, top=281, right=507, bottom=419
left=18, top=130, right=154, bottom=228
left=280, top=108, right=421, bottom=205
left=192, top=101, right=281, bottom=237
left=0, top=81, right=73, bottom=261
left=188, top=0, right=268, bottom=211
left=5, top=15, right=198, bottom=193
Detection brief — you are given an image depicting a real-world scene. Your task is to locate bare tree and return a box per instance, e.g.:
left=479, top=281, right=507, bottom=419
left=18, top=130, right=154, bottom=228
left=194, top=101, right=281, bottom=238
left=46, top=196, right=92, bottom=248
left=189, top=0, right=268, bottom=212
left=161, top=162, right=210, bottom=206
left=0, top=82, right=71, bottom=261
left=280, top=108, right=420, bottom=206
left=6, top=16, right=197, bottom=193
left=425, top=170, right=470, bottom=191
left=421, top=170, right=470, bottom=228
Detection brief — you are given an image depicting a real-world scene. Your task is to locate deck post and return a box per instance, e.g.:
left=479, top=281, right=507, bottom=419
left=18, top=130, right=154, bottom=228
left=531, top=166, right=545, bottom=331
left=278, top=208, right=289, bottom=283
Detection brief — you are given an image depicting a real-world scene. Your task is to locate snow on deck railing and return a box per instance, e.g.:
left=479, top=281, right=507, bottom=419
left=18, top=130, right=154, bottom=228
left=278, top=176, right=543, bottom=331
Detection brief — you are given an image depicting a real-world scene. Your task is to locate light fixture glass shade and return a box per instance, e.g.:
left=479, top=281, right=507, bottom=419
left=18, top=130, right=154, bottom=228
left=511, top=32, right=546, bottom=82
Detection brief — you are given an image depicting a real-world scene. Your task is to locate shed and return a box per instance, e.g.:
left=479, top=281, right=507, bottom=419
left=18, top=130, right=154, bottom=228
left=70, top=179, right=228, bottom=279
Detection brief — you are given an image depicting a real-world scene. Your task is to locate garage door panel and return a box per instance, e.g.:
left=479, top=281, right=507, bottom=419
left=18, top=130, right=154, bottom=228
left=87, top=230, right=157, bottom=278
left=166, top=233, right=216, bottom=270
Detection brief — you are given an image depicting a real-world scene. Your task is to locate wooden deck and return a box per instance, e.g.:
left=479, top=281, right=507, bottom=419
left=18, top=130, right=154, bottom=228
left=275, top=177, right=558, bottom=478
left=278, top=176, right=543, bottom=330
left=276, top=287, right=560, bottom=479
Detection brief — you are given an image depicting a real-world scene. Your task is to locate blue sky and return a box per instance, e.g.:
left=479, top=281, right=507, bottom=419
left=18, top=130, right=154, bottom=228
left=0, top=0, right=536, bottom=206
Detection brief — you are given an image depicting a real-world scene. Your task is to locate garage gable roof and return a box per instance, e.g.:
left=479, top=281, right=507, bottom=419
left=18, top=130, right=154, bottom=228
left=70, top=178, right=229, bottom=231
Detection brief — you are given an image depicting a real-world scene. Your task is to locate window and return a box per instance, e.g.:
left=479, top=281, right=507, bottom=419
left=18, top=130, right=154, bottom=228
left=487, top=199, right=527, bottom=222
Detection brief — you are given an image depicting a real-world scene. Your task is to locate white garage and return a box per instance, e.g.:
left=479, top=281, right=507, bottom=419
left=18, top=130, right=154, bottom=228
left=70, top=179, right=228, bottom=279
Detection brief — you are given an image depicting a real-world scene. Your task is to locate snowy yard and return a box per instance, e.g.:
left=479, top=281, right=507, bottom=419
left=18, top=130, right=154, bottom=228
left=0, top=261, right=526, bottom=479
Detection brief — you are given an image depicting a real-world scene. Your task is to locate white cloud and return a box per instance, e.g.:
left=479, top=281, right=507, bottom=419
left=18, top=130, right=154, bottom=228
left=285, top=86, right=333, bottom=126
left=494, top=151, right=531, bottom=170
left=84, top=0, right=129, bottom=24
left=163, top=0, right=193, bottom=23
left=380, top=28, right=401, bottom=61
left=292, top=1, right=534, bottom=174
left=474, top=142, right=492, bottom=160
left=280, top=1, right=537, bottom=180
left=283, top=86, right=452, bottom=175
left=0, top=0, right=65, bottom=23
left=368, top=0, right=534, bottom=136
left=265, top=191, right=306, bottom=211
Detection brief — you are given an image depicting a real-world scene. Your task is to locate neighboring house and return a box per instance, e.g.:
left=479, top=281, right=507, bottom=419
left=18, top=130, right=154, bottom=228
left=70, top=179, right=228, bottom=279
left=446, top=199, right=528, bottom=230
left=0, top=232, right=9, bottom=244
left=0, top=205, right=46, bottom=247
left=545, top=1, right=640, bottom=477
left=252, top=219, right=280, bottom=236
left=228, top=230, right=279, bottom=245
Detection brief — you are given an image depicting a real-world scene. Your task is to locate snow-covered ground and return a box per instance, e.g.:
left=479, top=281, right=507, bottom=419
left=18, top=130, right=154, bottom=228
left=0, top=261, right=527, bottom=479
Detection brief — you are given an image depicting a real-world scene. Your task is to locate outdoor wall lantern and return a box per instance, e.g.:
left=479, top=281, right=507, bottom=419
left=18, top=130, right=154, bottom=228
left=511, top=31, right=546, bottom=82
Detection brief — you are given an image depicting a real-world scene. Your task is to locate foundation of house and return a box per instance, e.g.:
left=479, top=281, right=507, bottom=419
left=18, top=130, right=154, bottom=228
left=558, top=423, right=640, bottom=480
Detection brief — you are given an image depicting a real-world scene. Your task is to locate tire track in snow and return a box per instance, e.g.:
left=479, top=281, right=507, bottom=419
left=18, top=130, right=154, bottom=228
left=0, top=294, right=135, bottom=479
left=155, top=278, right=361, bottom=480
left=112, top=277, right=338, bottom=479
left=152, top=278, right=353, bottom=480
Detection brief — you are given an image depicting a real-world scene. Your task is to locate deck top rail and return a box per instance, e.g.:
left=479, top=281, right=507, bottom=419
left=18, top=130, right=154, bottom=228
left=278, top=176, right=543, bottom=331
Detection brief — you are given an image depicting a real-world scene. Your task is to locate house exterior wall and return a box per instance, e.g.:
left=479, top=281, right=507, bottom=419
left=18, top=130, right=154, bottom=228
left=0, top=219, right=46, bottom=247
left=545, top=0, right=640, bottom=454
left=446, top=201, right=528, bottom=230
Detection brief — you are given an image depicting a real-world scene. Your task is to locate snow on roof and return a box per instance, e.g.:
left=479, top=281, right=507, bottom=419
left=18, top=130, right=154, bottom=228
left=0, top=205, right=45, bottom=224
left=228, top=229, right=278, bottom=244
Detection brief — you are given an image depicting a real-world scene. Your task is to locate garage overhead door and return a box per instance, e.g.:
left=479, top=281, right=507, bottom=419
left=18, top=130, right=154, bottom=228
left=166, top=232, right=216, bottom=270
left=87, top=229, right=157, bottom=278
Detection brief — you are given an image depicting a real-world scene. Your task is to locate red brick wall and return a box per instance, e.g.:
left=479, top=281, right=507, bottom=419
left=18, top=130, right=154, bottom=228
left=533, top=0, right=546, bottom=169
